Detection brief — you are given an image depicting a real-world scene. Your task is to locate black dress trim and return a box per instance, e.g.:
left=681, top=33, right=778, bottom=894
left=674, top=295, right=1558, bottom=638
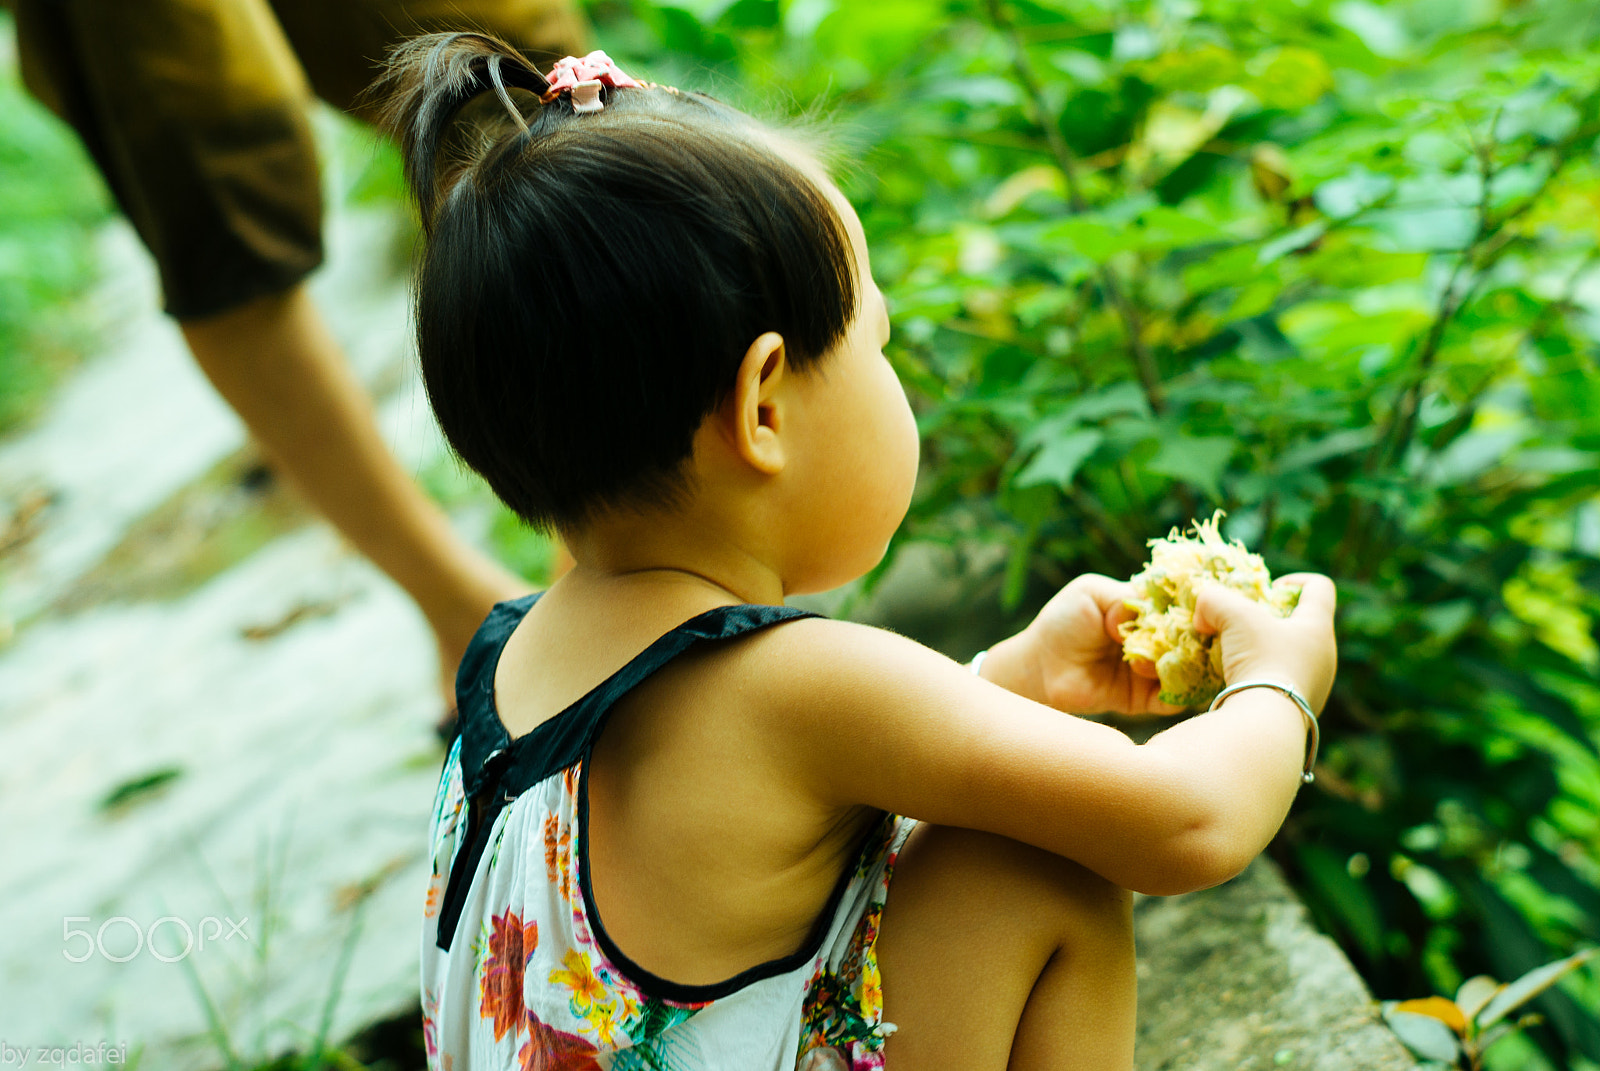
left=433, top=594, right=537, bottom=954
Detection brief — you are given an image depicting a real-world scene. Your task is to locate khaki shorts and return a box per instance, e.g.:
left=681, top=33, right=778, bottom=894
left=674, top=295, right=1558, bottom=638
left=9, top=0, right=586, bottom=319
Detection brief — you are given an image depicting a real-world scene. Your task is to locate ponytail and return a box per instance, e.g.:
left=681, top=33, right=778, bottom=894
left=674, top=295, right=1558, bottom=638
left=373, top=33, right=549, bottom=230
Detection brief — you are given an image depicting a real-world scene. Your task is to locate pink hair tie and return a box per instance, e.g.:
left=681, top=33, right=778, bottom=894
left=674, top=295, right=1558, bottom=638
left=539, top=51, right=642, bottom=112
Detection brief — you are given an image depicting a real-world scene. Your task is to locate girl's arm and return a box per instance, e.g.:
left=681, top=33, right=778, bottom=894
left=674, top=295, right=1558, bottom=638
left=759, top=574, right=1336, bottom=896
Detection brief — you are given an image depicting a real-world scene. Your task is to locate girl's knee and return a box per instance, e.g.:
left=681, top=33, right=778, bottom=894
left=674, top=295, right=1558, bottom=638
left=875, top=825, right=1136, bottom=1068
left=1027, top=843, right=1134, bottom=958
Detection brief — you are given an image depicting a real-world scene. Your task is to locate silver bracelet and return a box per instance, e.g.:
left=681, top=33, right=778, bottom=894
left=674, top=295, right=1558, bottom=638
left=1206, top=680, right=1320, bottom=785
left=969, top=649, right=989, bottom=677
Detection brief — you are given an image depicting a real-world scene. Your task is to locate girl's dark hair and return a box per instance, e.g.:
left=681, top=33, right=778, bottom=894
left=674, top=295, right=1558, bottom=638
left=376, top=33, right=858, bottom=532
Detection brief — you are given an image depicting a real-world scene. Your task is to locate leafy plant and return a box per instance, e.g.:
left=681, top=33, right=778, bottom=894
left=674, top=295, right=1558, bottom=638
left=590, top=0, right=1600, bottom=1065
left=1384, top=949, right=1597, bottom=1069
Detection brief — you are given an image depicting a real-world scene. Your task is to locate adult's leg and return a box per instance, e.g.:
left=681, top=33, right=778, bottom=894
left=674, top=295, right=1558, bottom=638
left=13, top=0, right=549, bottom=697
left=874, top=825, right=1137, bottom=1071
left=181, top=284, right=527, bottom=679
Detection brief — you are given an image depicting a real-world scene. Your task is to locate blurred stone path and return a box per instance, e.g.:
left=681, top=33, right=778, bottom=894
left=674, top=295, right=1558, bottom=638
left=0, top=190, right=459, bottom=1068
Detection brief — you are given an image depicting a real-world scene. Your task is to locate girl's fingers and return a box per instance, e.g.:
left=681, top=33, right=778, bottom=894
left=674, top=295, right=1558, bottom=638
left=1191, top=583, right=1272, bottom=636
left=1130, top=670, right=1183, bottom=715
left=1105, top=600, right=1137, bottom=642
left=1282, top=574, right=1337, bottom=620
left=1069, top=575, right=1134, bottom=644
left=1271, top=571, right=1315, bottom=600
left=1072, top=573, right=1130, bottom=613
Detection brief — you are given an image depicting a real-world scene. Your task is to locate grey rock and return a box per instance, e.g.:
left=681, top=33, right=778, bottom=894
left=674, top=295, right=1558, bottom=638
left=1134, top=857, right=1418, bottom=1071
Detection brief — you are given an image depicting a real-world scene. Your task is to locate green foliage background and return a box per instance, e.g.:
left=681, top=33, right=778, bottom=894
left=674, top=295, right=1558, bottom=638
left=3, top=1, right=1599, bottom=1067
left=589, top=1, right=1600, bottom=1066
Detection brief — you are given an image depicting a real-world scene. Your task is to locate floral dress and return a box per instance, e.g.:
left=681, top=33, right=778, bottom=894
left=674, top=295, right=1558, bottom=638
left=421, top=595, right=918, bottom=1070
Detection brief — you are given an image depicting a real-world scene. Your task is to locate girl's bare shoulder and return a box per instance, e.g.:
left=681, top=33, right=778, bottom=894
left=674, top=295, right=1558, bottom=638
left=725, top=614, right=1081, bottom=803
left=734, top=615, right=961, bottom=710
left=725, top=615, right=1224, bottom=895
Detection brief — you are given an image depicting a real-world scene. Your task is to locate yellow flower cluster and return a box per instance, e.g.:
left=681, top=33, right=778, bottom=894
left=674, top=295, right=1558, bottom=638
left=1119, top=513, right=1298, bottom=708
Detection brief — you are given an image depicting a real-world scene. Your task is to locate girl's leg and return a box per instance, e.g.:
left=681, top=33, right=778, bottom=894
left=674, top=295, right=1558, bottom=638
left=874, top=824, right=1136, bottom=1071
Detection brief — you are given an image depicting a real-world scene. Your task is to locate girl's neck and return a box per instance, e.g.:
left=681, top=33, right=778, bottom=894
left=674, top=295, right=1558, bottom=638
left=561, top=507, right=790, bottom=610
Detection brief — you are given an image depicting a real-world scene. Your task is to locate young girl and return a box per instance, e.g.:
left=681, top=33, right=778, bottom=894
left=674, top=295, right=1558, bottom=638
left=380, top=34, right=1338, bottom=1071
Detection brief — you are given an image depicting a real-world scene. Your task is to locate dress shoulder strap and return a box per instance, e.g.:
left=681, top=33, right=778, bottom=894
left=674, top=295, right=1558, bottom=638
left=454, top=598, right=817, bottom=796
left=491, top=601, right=819, bottom=797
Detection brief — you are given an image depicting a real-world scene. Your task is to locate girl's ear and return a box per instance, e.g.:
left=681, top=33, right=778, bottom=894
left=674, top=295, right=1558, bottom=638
left=724, top=331, right=788, bottom=476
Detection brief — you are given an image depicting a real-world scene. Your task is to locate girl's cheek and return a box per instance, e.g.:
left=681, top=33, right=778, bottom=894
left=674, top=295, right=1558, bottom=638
left=896, top=394, right=920, bottom=499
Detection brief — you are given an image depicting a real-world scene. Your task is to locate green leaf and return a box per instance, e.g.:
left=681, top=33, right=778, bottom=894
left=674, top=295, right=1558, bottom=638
left=1146, top=435, right=1235, bottom=500
left=1382, top=1008, right=1463, bottom=1063
left=1015, top=430, right=1104, bottom=490
left=1455, top=975, right=1502, bottom=1021
left=1427, top=428, right=1526, bottom=485
left=1419, top=600, right=1474, bottom=646
left=1473, top=1020, right=1518, bottom=1054
left=1002, top=520, right=1042, bottom=611
left=1248, top=46, right=1336, bottom=110
left=99, top=767, right=184, bottom=812
left=1363, top=206, right=1478, bottom=253
left=1332, top=1, right=1410, bottom=57
left=1477, top=948, right=1597, bottom=1028
left=1039, top=218, right=1130, bottom=260
left=1314, top=169, right=1395, bottom=219
left=1274, top=426, right=1380, bottom=472
left=1018, top=384, right=1149, bottom=457
left=1258, top=221, right=1328, bottom=265
left=1062, top=382, right=1152, bottom=424
left=1040, top=206, right=1224, bottom=259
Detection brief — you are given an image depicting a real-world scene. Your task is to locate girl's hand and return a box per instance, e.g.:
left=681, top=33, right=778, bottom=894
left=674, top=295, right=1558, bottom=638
left=984, top=574, right=1186, bottom=716
left=1193, top=572, right=1338, bottom=712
